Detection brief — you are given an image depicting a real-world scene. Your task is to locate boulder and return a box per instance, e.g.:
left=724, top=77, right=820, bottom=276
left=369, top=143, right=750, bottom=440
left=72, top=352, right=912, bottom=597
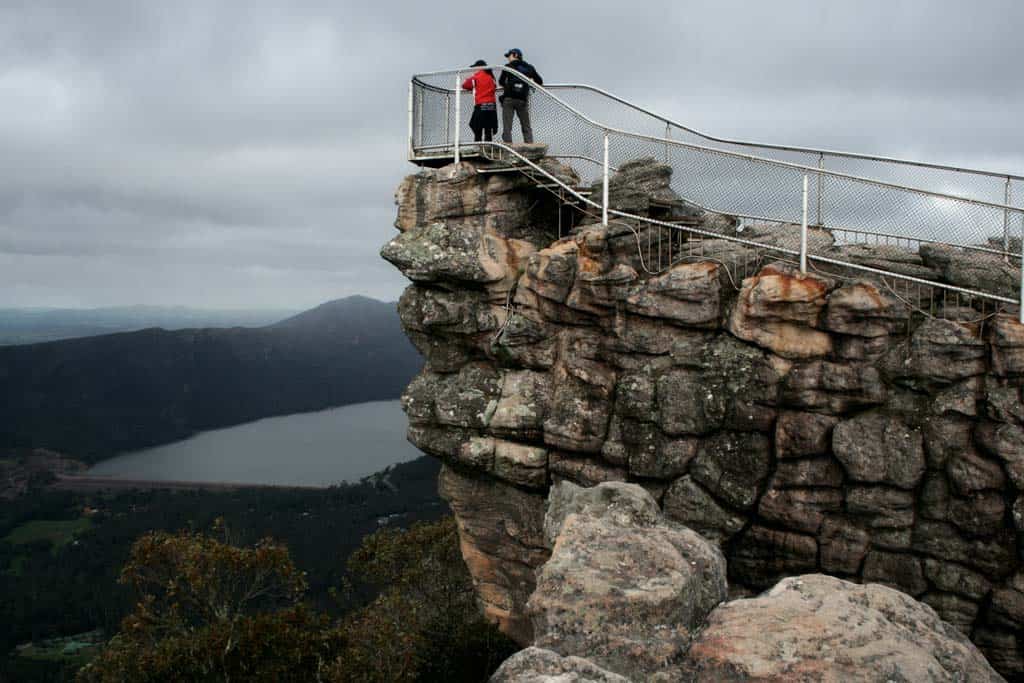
left=920, top=243, right=1019, bottom=300
left=682, top=574, right=1004, bottom=682
left=922, top=592, right=981, bottom=635
left=493, top=440, right=548, bottom=489
left=530, top=482, right=727, bottom=680
left=543, top=369, right=614, bottom=453
left=923, top=558, right=993, bottom=601
left=434, top=362, right=502, bottom=429
left=588, top=157, right=695, bottom=218
left=489, top=647, right=630, bottom=683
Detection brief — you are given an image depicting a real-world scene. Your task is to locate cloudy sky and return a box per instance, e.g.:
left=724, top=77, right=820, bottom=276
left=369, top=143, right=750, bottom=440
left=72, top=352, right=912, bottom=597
left=2, top=0, right=1022, bottom=309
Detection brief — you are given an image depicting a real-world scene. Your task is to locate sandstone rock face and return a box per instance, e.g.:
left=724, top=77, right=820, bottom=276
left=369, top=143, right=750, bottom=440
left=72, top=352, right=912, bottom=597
left=527, top=482, right=727, bottom=680
left=682, top=574, right=1004, bottom=682
left=385, top=154, right=1024, bottom=677
left=438, top=465, right=547, bottom=643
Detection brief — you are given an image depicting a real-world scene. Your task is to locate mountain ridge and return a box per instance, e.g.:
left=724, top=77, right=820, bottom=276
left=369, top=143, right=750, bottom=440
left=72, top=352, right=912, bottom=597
left=0, top=296, right=420, bottom=463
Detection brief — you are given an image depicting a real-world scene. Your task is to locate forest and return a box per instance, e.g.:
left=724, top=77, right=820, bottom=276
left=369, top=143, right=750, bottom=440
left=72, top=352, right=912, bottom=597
left=0, top=456, right=491, bottom=681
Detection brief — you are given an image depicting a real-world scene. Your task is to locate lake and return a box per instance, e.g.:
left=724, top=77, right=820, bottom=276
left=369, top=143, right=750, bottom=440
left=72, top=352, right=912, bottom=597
left=87, top=400, right=421, bottom=487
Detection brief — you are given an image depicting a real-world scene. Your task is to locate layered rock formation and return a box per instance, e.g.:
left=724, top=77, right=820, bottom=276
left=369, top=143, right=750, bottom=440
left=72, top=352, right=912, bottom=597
left=383, top=151, right=1024, bottom=677
left=494, top=481, right=1003, bottom=681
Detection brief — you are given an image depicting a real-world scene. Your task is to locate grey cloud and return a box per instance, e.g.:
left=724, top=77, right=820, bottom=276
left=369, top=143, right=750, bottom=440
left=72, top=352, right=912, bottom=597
left=1, top=0, right=1022, bottom=308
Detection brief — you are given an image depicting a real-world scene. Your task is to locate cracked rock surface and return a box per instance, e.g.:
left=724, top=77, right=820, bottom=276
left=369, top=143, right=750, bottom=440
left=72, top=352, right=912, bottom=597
left=384, top=155, right=1024, bottom=677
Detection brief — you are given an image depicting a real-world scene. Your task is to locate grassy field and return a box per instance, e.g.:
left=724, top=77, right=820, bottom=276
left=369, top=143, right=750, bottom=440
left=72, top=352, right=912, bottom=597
left=4, top=518, right=92, bottom=548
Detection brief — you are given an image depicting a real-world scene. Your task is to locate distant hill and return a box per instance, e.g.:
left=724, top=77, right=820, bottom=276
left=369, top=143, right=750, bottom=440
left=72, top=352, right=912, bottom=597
left=0, top=305, right=299, bottom=346
left=0, top=296, right=421, bottom=463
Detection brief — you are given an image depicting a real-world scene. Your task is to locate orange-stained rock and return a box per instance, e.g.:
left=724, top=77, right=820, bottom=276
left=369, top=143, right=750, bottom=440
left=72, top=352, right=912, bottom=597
left=726, top=264, right=834, bottom=358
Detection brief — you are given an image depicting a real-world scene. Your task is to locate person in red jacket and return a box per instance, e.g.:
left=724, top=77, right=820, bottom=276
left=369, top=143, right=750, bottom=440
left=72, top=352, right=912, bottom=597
left=462, top=60, right=498, bottom=142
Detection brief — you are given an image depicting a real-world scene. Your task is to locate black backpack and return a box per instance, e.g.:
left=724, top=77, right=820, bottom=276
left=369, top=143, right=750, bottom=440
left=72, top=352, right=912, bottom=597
left=505, top=63, right=534, bottom=99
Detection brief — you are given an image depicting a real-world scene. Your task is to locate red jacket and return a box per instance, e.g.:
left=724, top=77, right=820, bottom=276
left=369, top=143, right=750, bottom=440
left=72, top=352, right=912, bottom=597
left=462, top=70, right=496, bottom=105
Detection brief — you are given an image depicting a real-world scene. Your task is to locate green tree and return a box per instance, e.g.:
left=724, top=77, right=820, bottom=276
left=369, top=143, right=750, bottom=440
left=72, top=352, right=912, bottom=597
left=77, top=517, right=515, bottom=682
left=77, top=520, right=344, bottom=682
left=330, top=517, right=517, bottom=682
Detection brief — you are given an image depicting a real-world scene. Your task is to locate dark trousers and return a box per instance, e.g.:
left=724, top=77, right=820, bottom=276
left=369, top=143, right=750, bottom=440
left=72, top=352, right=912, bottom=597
left=470, top=104, right=497, bottom=142
left=470, top=125, right=494, bottom=142
left=501, top=98, right=533, bottom=143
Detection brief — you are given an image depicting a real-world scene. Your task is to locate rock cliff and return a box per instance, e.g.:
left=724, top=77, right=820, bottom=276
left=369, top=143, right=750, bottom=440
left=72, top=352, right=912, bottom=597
left=383, top=150, right=1024, bottom=678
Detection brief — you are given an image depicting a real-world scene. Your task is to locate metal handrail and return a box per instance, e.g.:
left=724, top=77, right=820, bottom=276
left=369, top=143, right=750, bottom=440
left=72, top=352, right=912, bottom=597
left=460, top=141, right=1019, bottom=306
left=408, top=67, right=1024, bottom=319
left=414, top=71, right=1024, bottom=183
left=545, top=83, right=1024, bottom=182
left=412, top=67, right=1023, bottom=213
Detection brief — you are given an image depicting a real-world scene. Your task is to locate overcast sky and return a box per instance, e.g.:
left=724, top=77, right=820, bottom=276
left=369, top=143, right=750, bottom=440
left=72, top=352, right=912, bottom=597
left=2, top=0, right=1022, bottom=309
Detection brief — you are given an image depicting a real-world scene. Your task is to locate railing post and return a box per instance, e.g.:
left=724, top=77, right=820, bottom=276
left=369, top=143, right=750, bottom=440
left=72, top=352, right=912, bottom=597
left=454, top=71, right=462, bottom=164
left=444, top=93, right=450, bottom=145
left=602, top=132, right=610, bottom=227
left=816, top=152, right=824, bottom=227
left=415, top=89, right=423, bottom=150
left=800, top=174, right=809, bottom=274
left=407, top=80, right=414, bottom=160
left=1004, top=176, right=1012, bottom=262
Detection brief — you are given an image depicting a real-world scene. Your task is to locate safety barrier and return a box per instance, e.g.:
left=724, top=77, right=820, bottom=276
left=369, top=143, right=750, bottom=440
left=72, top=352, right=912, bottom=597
left=409, top=67, right=1024, bottom=320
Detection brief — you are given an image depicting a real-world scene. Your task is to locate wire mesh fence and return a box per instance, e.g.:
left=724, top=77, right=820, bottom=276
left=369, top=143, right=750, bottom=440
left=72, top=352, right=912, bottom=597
left=410, top=68, right=1024, bottom=315
left=547, top=84, right=1024, bottom=213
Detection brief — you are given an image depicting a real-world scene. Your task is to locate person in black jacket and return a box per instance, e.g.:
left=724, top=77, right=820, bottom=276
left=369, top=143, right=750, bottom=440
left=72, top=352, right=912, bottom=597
left=498, top=48, right=543, bottom=144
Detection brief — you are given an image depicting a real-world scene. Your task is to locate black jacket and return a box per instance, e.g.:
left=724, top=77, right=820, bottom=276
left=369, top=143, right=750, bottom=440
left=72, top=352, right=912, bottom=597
left=499, top=60, right=543, bottom=100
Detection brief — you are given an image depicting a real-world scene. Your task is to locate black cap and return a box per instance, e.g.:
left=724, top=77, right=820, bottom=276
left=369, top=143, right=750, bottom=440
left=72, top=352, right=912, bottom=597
left=470, top=59, right=487, bottom=67
left=504, top=48, right=522, bottom=58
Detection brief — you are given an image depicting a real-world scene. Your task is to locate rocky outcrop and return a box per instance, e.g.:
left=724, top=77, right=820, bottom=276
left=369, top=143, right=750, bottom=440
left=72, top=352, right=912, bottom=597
left=384, top=153, right=1024, bottom=677
left=495, top=479, right=1001, bottom=682
left=490, top=647, right=630, bottom=683
left=528, top=482, right=726, bottom=680
left=682, top=574, right=1003, bottom=682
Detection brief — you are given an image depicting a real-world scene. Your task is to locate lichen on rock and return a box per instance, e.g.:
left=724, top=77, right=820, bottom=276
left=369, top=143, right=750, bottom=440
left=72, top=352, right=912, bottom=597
left=384, top=153, right=1024, bottom=678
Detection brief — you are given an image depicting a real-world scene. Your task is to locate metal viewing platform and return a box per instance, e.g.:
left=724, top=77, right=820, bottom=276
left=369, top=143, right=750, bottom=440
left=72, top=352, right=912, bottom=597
left=408, top=67, right=1024, bottom=321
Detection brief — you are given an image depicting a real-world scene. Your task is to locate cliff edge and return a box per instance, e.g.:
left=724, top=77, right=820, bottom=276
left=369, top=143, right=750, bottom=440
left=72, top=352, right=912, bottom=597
left=382, top=150, right=1024, bottom=678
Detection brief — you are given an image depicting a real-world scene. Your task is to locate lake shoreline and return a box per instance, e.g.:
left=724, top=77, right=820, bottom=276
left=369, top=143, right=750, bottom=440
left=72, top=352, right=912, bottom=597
left=52, top=474, right=330, bottom=493
left=85, top=399, right=419, bottom=487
